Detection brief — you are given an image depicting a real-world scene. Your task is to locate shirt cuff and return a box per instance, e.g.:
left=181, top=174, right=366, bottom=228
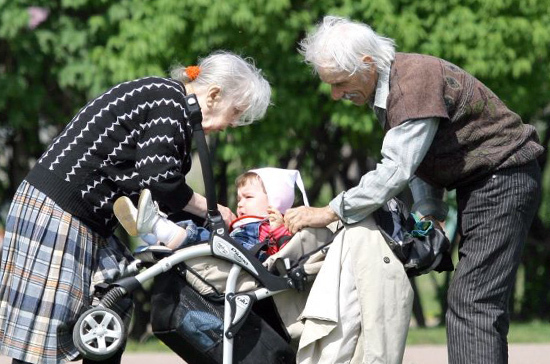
left=329, top=193, right=367, bottom=225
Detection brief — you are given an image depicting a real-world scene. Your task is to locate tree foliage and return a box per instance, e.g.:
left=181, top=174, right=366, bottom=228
left=1, top=0, right=550, bottom=322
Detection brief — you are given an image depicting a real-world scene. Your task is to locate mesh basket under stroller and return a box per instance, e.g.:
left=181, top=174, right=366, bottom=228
left=150, top=264, right=295, bottom=364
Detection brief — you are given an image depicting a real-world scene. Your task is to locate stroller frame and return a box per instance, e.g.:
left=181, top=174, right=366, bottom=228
left=73, top=94, right=298, bottom=363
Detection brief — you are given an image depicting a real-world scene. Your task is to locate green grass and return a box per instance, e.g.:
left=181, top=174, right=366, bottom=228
left=409, top=267, right=550, bottom=345
left=407, top=325, right=447, bottom=345
left=126, top=320, right=550, bottom=352
left=126, top=337, right=171, bottom=352
left=407, top=321, right=550, bottom=345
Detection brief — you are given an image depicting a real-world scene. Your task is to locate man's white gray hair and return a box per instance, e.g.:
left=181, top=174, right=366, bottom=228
left=299, top=15, right=396, bottom=76
left=171, top=51, right=271, bottom=125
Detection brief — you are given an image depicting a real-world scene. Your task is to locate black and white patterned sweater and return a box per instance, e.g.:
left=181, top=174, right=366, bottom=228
left=26, top=77, right=194, bottom=237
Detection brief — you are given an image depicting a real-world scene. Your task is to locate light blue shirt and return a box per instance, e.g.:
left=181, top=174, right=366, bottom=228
left=329, top=69, right=449, bottom=223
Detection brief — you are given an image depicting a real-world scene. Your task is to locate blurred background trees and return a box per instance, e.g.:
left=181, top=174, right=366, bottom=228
left=1, top=0, right=550, bottom=334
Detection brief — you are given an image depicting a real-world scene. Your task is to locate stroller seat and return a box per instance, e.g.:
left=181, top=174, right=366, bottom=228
left=177, top=225, right=337, bottom=343
left=183, top=225, right=336, bottom=298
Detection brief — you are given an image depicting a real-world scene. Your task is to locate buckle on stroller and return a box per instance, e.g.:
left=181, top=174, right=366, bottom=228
left=225, top=292, right=256, bottom=339
left=272, top=258, right=308, bottom=292
left=288, top=265, right=308, bottom=292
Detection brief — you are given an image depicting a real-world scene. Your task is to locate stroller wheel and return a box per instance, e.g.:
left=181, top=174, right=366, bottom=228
left=73, top=307, right=126, bottom=360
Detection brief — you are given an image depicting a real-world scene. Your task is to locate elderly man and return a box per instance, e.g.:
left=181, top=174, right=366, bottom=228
left=285, top=15, right=543, bottom=364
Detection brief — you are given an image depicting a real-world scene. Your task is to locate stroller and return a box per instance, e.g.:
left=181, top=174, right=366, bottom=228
left=71, top=94, right=334, bottom=364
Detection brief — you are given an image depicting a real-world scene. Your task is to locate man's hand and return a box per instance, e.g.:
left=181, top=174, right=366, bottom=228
left=421, top=214, right=445, bottom=230
left=284, top=205, right=339, bottom=234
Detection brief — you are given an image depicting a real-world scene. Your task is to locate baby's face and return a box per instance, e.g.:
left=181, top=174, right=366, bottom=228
left=236, top=180, right=270, bottom=217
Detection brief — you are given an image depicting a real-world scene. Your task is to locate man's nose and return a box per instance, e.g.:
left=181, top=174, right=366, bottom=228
left=331, top=87, right=343, bottom=100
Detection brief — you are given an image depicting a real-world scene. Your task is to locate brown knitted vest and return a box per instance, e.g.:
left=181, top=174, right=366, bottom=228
left=385, top=53, right=543, bottom=189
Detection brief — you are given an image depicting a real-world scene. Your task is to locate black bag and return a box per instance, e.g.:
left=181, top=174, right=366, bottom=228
left=150, top=267, right=295, bottom=364
left=373, top=197, right=454, bottom=277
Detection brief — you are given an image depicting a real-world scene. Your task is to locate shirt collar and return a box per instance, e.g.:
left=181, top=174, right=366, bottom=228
left=373, top=69, right=390, bottom=110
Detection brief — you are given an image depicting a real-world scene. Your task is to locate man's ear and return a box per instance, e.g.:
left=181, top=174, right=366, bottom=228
left=205, top=85, right=222, bottom=108
left=361, top=55, right=376, bottom=74
left=361, top=55, right=374, bottom=64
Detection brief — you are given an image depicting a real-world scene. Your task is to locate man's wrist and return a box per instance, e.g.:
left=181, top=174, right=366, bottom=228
left=325, top=206, right=339, bottom=223
left=420, top=214, right=444, bottom=230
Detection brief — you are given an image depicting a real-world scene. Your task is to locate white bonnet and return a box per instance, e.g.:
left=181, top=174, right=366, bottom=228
left=249, top=168, right=309, bottom=214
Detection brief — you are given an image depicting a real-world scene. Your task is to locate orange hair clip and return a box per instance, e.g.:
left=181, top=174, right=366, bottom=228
left=185, top=66, right=201, bottom=81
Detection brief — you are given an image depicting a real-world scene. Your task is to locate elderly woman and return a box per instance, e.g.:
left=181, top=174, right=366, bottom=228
left=0, top=51, right=271, bottom=364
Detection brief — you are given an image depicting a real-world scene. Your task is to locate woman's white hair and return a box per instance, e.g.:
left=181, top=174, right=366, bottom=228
left=171, top=51, right=271, bottom=125
left=299, top=15, right=396, bottom=75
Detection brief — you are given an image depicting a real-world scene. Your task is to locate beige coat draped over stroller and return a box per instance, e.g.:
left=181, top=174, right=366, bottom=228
left=184, top=215, right=413, bottom=364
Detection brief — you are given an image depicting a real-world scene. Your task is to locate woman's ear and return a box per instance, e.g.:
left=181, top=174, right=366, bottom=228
left=205, top=85, right=222, bottom=109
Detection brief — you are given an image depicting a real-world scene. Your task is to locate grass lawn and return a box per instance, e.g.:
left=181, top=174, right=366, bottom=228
left=408, top=268, right=550, bottom=345
left=407, top=321, right=550, bottom=345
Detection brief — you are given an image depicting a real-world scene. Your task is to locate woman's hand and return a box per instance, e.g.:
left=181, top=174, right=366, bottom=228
left=284, top=205, right=339, bottom=234
left=267, top=206, right=284, bottom=229
left=184, top=192, right=236, bottom=227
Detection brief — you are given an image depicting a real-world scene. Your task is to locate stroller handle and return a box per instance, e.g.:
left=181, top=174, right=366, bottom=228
left=183, top=94, right=225, bottom=232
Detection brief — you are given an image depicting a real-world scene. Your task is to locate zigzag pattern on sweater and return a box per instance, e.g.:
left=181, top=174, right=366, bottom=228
left=88, top=167, right=156, bottom=214
left=141, top=116, right=187, bottom=156
left=82, top=176, right=143, bottom=218
left=77, top=116, right=185, bottom=212
left=139, top=170, right=179, bottom=187
left=27, top=77, right=193, bottom=235
left=136, top=155, right=181, bottom=169
left=115, top=98, right=184, bottom=124
left=39, top=77, right=159, bottom=165
left=81, top=170, right=141, bottom=199
left=104, top=131, right=140, bottom=166
left=141, top=116, right=181, bottom=131
left=99, top=118, right=182, bottom=173
left=63, top=98, right=184, bottom=182
left=81, top=176, right=107, bottom=198
left=137, top=135, right=174, bottom=149
left=94, top=189, right=119, bottom=214
left=48, top=83, right=183, bottom=171
left=65, top=120, right=119, bottom=181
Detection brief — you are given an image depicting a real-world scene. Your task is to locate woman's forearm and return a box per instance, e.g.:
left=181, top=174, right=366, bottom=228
left=182, top=192, right=208, bottom=217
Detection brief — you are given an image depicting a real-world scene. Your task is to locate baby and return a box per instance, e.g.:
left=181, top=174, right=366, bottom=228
left=114, top=168, right=309, bottom=260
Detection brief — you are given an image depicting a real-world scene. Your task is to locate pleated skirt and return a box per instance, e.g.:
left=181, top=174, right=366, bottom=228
left=0, top=180, right=133, bottom=364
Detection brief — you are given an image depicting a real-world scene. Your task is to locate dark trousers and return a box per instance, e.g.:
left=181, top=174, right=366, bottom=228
left=447, top=160, right=541, bottom=364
